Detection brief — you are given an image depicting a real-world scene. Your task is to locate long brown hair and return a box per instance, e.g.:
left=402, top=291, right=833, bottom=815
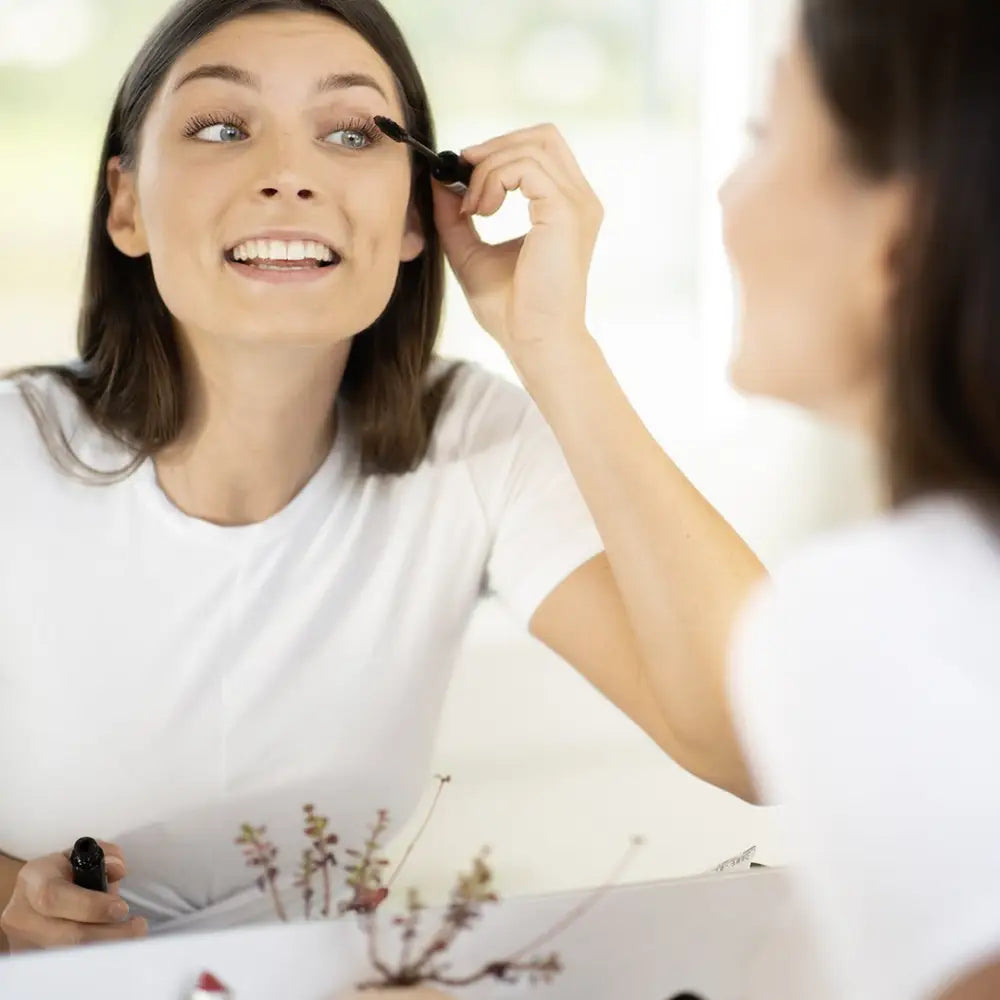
left=11, top=0, right=457, bottom=479
left=802, top=0, right=1000, bottom=516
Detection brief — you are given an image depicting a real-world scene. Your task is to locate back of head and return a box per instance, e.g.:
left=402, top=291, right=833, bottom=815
left=803, top=0, right=1000, bottom=516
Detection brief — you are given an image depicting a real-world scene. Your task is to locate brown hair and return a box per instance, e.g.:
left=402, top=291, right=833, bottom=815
left=802, top=0, right=1000, bottom=516
left=11, top=0, right=458, bottom=479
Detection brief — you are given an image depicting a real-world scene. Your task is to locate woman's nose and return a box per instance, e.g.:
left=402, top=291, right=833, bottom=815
left=259, top=185, right=315, bottom=201
left=256, top=132, right=322, bottom=201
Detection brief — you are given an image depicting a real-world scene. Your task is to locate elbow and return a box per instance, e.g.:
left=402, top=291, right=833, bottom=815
left=667, top=728, right=761, bottom=805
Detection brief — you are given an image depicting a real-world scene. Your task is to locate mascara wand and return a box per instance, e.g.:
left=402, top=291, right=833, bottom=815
left=373, top=115, right=472, bottom=194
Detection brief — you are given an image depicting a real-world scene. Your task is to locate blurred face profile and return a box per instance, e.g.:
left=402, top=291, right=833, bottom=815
left=719, top=29, right=910, bottom=432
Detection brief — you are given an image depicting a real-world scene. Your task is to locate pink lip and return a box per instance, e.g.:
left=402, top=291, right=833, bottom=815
left=225, top=259, right=339, bottom=284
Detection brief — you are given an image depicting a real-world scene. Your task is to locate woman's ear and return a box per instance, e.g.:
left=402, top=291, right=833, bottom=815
left=399, top=202, right=426, bottom=262
left=106, top=156, right=150, bottom=258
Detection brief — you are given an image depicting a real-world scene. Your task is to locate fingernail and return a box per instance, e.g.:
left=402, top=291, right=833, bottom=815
left=110, top=900, right=129, bottom=920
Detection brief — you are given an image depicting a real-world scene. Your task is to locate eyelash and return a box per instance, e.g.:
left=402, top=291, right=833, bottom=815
left=181, top=112, right=383, bottom=148
left=182, top=110, right=249, bottom=138
left=330, top=115, right=383, bottom=147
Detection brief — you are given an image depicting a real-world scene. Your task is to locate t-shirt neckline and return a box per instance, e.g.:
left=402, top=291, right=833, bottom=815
left=134, top=402, right=353, bottom=546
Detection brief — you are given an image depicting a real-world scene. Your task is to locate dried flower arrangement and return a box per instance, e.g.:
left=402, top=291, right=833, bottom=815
left=234, top=776, right=645, bottom=991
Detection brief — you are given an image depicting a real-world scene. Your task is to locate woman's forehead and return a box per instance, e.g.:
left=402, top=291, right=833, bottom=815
left=163, top=10, right=399, bottom=101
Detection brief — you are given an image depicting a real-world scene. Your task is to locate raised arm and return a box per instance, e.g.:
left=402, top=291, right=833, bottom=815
left=434, top=125, right=764, bottom=800
left=525, top=339, right=764, bottom=800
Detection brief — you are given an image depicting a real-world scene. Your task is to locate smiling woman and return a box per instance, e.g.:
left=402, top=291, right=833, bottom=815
left=0, top=0, right=763, bottom=957
left=32, top=2, right=441, bottom=478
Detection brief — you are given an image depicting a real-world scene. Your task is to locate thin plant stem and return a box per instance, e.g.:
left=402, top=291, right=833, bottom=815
left=503, top=836, right=645, bottom=963
left=386, top=774, right=451, bottom=891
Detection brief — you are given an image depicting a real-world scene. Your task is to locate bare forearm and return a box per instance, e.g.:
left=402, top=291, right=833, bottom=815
left=517, top=336, right=766, bottom=794
left=0, top=851, right=25, bottom=953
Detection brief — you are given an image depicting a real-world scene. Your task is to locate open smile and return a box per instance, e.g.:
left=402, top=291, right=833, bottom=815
left=223, top=233, right=343, bottom=284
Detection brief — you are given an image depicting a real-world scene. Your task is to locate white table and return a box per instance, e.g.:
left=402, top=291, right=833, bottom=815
left=0, top=867, right=834, bottom=999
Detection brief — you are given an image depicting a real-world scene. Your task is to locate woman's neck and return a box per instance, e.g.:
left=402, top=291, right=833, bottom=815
left=153, top=337, right=352, bottom=526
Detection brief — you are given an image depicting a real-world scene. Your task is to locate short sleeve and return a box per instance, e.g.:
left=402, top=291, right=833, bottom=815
left=462, top=370, right=604, bottom=627
left=727, top=523, right=1000, bottom=1000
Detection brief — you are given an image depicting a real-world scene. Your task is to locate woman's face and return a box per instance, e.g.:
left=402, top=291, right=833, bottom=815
left=720, top=31, right=910, bottom=431
left=107, top=11, right=424, bottom=349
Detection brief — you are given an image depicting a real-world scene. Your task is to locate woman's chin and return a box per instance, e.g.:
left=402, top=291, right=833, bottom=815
left=201, top=323, right=357, bottom=350
left=725, top=347, right=762, bottom=397
left=726, top=344, right=794, bottom=405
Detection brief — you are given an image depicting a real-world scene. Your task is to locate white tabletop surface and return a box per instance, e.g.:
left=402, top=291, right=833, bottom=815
left=0, top=867, right=834, bottom=1000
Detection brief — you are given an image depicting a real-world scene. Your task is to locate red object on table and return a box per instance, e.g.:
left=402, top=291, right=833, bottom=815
left=191, top=971, right=231, bottom=997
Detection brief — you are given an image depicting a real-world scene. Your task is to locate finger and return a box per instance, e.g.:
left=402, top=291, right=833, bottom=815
left=8, top=907, right=147, bottom=949
left=462, top=122, right=563, bottom=161
left=106, top=856, right=127, bottom=884
left=24, top=871, right=132, bottom=925
left=432, top=181, right=486, bottom=274
left=463, top=123, right=591, bottom=191
left=463, top=144, right=573, bottom=217
left=470, top=157, right=566, bottom=222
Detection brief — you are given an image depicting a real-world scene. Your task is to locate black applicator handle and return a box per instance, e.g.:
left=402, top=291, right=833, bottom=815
left=70, top=836, right=108, bottom=892
left=432, top=150, right=474, bottom=194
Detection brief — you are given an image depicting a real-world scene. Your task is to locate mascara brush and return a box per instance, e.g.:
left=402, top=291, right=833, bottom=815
left=373, top=116, right=473, bottom=194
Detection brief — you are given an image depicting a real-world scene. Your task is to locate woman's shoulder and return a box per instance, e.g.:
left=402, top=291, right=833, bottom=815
left=773, top=494, right=998, bottom=603
left=735, top=494, right=1000, bottom=669
left=424, top=357, right=537, bottom=460
left=0, top=371, right=60, bottom=453
left=0, top=366, right=113, bottom=476
left=730, top=501, right=1000, bottom=1000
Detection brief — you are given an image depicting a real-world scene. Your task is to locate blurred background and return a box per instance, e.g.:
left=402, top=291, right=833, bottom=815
left=0, top=0, right=879, bottom=901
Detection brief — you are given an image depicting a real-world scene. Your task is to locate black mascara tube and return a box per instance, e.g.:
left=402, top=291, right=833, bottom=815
left=431, top=150, right=474, bottom=194
left=70, top=836, right=108, bottom=892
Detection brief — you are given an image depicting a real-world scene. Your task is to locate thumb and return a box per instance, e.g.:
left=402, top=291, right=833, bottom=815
left=432, top=180, right=484, bottom=279
left=98, top=841, right=128, bottom=883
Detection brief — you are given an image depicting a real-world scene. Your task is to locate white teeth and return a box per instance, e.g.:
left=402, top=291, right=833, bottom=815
left=229, top=238, right=336, bottom=264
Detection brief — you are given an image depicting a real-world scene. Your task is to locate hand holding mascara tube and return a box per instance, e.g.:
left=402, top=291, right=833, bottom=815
left=378, top=118, right=603, bottom=364
left=0, top=840, right=147, bottom=951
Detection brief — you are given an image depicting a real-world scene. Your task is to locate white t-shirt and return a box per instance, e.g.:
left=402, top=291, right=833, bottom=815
left=0, top=360, right=604, bottom=933
left=729, top=496, right=1000, bottom=1000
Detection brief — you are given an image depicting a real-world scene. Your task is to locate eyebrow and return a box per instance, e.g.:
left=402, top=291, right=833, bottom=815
left=172, top=64, right=391, bottom=104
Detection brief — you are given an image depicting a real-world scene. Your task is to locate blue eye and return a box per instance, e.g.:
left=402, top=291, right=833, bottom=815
left=196, top=122, right=247, bottom=143
left=325, top=128, right=372, bottom=150
left=183, top=114, right=249, bottom=142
